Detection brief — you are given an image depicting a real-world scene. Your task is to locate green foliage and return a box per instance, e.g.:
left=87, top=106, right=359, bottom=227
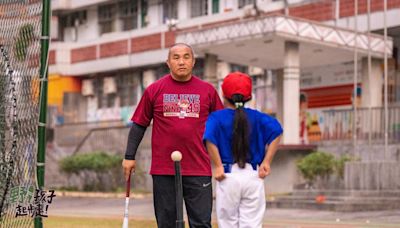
left=297, top=152, right=360, bottom=184
left=14, top=24, right=35, bottom=61
left=334, top=154, right=358, bottom=179
left=60, top=152, right=122, bottom=174
left=297, top=151, right=335, bottom=182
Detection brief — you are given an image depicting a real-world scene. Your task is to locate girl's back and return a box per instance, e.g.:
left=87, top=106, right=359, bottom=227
left=205, top=108, right=282, bottom=167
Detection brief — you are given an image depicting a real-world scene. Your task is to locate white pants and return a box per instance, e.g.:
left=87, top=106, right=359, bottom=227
left=216, top=163, right=265, bottom=228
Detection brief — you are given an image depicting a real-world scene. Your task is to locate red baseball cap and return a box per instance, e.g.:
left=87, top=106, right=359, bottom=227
left=222, top=71, right=252, bottom=101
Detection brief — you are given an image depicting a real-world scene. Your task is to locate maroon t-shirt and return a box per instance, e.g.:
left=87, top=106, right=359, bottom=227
left=132, top=74, right=223, bottom=176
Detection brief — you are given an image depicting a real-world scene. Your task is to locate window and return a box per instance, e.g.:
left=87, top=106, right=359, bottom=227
left=191, top=0, right=208, bottom=18
left=140, top=0, right=148, bottom=28
left=59, top=10, right=87, bottom=41
left=193, top=59, right=205, bottom=79
left=238, top=0, right=255, bottom=9
left=230, top=63, right=248, bottom=74
left=212, top=0, right=219, bottom=14
left=98, top=4, right=116, bottom=34
left=94, top=77, right=116, bottom=108
left=93, top=78, right=104, bottom=108
left=106, top=93, right=117, bottom=108
left=117, top=72, right=140, bottom=107
left=155, top=64, right=170, bottom=80
left=163, top=0, right=178, bottom=23
left=118, top=0, right=138, bottom=31
left=60, top=10, right=87, bottom=28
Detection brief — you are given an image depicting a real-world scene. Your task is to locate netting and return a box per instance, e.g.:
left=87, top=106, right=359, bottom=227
left=0, top=1, right=42, bottom=227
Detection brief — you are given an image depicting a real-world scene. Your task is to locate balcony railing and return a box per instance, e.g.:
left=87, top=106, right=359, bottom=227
left=312, top=106, right=400, bottom=144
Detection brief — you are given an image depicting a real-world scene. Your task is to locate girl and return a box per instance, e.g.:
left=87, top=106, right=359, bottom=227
left=203, top=71, right=282, bottom=228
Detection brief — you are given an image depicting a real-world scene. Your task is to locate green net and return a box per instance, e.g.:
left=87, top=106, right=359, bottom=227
left=0, top=1, right=42, bottom=227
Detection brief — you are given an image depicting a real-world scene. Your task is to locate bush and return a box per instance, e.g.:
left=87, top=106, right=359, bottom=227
left=334, top=154, right=358, bottom=179
left=297, top=151, right=335, bottom=183
left=59, top=152, right=123, bottom=191
left=14, top=24, right=34, bottom=61
left=60, top=152, right=122, bottom=174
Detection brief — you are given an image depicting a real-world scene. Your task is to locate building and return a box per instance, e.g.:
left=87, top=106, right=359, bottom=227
left=47, top=0, right=400, bottom=192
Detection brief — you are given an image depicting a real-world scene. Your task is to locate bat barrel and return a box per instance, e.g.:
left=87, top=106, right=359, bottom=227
left=174, top=160, right=184, bottom=228
left=122, top=174, right=132, bottom=228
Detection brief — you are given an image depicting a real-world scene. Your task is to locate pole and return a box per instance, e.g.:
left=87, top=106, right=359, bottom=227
left=335, top=0, right=340, bottom=26
left=383, top=0, right=388, bottom=160
left=367, top=0, right=372, bottom=159
left=353, top=0, right=358, bottom=157
left=35, top=0, right=50, bottom=227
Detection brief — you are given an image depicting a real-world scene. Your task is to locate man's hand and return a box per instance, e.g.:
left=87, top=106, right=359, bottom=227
left=258, top=161, right=271, bottom=179
left=122, top=159, right=136, bottom=181
left=214, top=165, right=226, bottom=182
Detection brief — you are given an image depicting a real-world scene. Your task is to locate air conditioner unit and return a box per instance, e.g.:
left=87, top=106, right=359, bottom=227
left=248, top=66, right=263, bottom=76
left=217, top=62, right=230, bottom=80
left=144, top=15, right=150, bottom=26
left=64, top=27, right=77, bottom=42
left=243, top=4, right=257, bottom=17
left=166, top=18, right=178, bottom=30
left=103, top=77, right=117, bottom=94
left=82, top=79, right=94, bottom=96
left=143, top=70, right=156, bottom=88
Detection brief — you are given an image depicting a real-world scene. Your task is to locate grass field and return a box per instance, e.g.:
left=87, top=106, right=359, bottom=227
left=43, top=216, right=400, bottom=228
left=44, top=216, right=219, bottom=228
left=44, top=216, right=158, bottom=228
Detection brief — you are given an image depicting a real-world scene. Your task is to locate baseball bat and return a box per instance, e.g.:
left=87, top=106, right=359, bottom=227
left=122, top=174, right=131, bottom=228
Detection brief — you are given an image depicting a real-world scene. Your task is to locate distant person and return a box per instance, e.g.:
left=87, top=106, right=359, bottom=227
left=122, top=43, right=223, bottom=228
left=203, top=72, right=283, bottom=228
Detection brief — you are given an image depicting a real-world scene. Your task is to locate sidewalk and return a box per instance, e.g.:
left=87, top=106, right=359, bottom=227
left=49, top=194, right=400, bottom=227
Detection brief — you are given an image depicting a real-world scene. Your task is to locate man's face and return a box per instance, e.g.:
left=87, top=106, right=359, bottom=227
left=167, top=45, right=195, bottom=81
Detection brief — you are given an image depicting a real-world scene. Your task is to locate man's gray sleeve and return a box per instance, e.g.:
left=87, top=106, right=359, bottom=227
left=124, top=122, right=147, bottom=160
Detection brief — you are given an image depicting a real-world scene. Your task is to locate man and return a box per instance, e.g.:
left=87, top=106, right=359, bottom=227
left=122, top=43, right=223, bottom=228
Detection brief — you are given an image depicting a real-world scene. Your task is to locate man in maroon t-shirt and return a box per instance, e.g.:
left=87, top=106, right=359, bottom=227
left=122, top=43, right=223, bottom=228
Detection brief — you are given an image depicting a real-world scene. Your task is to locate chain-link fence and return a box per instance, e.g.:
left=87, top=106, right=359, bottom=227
left=0, top=1, right=43, bottom=227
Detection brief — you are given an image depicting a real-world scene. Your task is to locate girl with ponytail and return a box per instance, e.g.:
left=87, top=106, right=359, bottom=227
left=203, top=72, right=282, bottom=228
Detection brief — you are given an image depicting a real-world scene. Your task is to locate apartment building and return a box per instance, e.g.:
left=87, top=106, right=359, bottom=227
left=48, top=0, right=400, bottom=145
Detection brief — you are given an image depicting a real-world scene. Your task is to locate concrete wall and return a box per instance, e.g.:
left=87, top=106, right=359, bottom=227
left=265, top=149, right=312, bottom=194
left=345, top=161, right=400, bottom=190
left=318, top=143, right=400, bottom=162
left=47, top=125, right=153, bottom=192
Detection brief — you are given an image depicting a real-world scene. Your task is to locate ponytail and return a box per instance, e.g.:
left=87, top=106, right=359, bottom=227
left=230, top=94, right=250, bottom=169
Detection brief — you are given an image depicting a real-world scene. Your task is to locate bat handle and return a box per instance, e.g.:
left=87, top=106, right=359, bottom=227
left=126, top=174, right=131, bottom=198
left=174, top=161, right=184, bottom=228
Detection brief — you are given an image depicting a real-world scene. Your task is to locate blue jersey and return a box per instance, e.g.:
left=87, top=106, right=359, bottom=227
left=203, top=108, right=283, bottom=170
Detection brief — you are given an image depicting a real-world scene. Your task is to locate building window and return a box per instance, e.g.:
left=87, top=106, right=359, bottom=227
left=106, top=93, right=117, bottom=108
left=60, top=10, right=87, bottom=28
left=163, top=0, right=178, bottom=23
left=59, top=10, right=87, bottom=41
left=191, top=0, right=208, bottom=18
left=238, top=0, right=255, bottom=8
left=118, top=0, right=138, bottom=31
left=94, top=77, right=116, bottom=108
left=155, top=64, right=170, bottom=80
left=141, top=0, right=148, bottom=28
left=98, top=4, right=116, bottom=34
left=230, top=63, right=248, bottom=74
left=117, top=72, right=140, bottom=107
left=193, top=58, right=205, bottom=79
left=93, top=78, right=104, bottom=108
left=212, top=0, right=219, bottom=14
